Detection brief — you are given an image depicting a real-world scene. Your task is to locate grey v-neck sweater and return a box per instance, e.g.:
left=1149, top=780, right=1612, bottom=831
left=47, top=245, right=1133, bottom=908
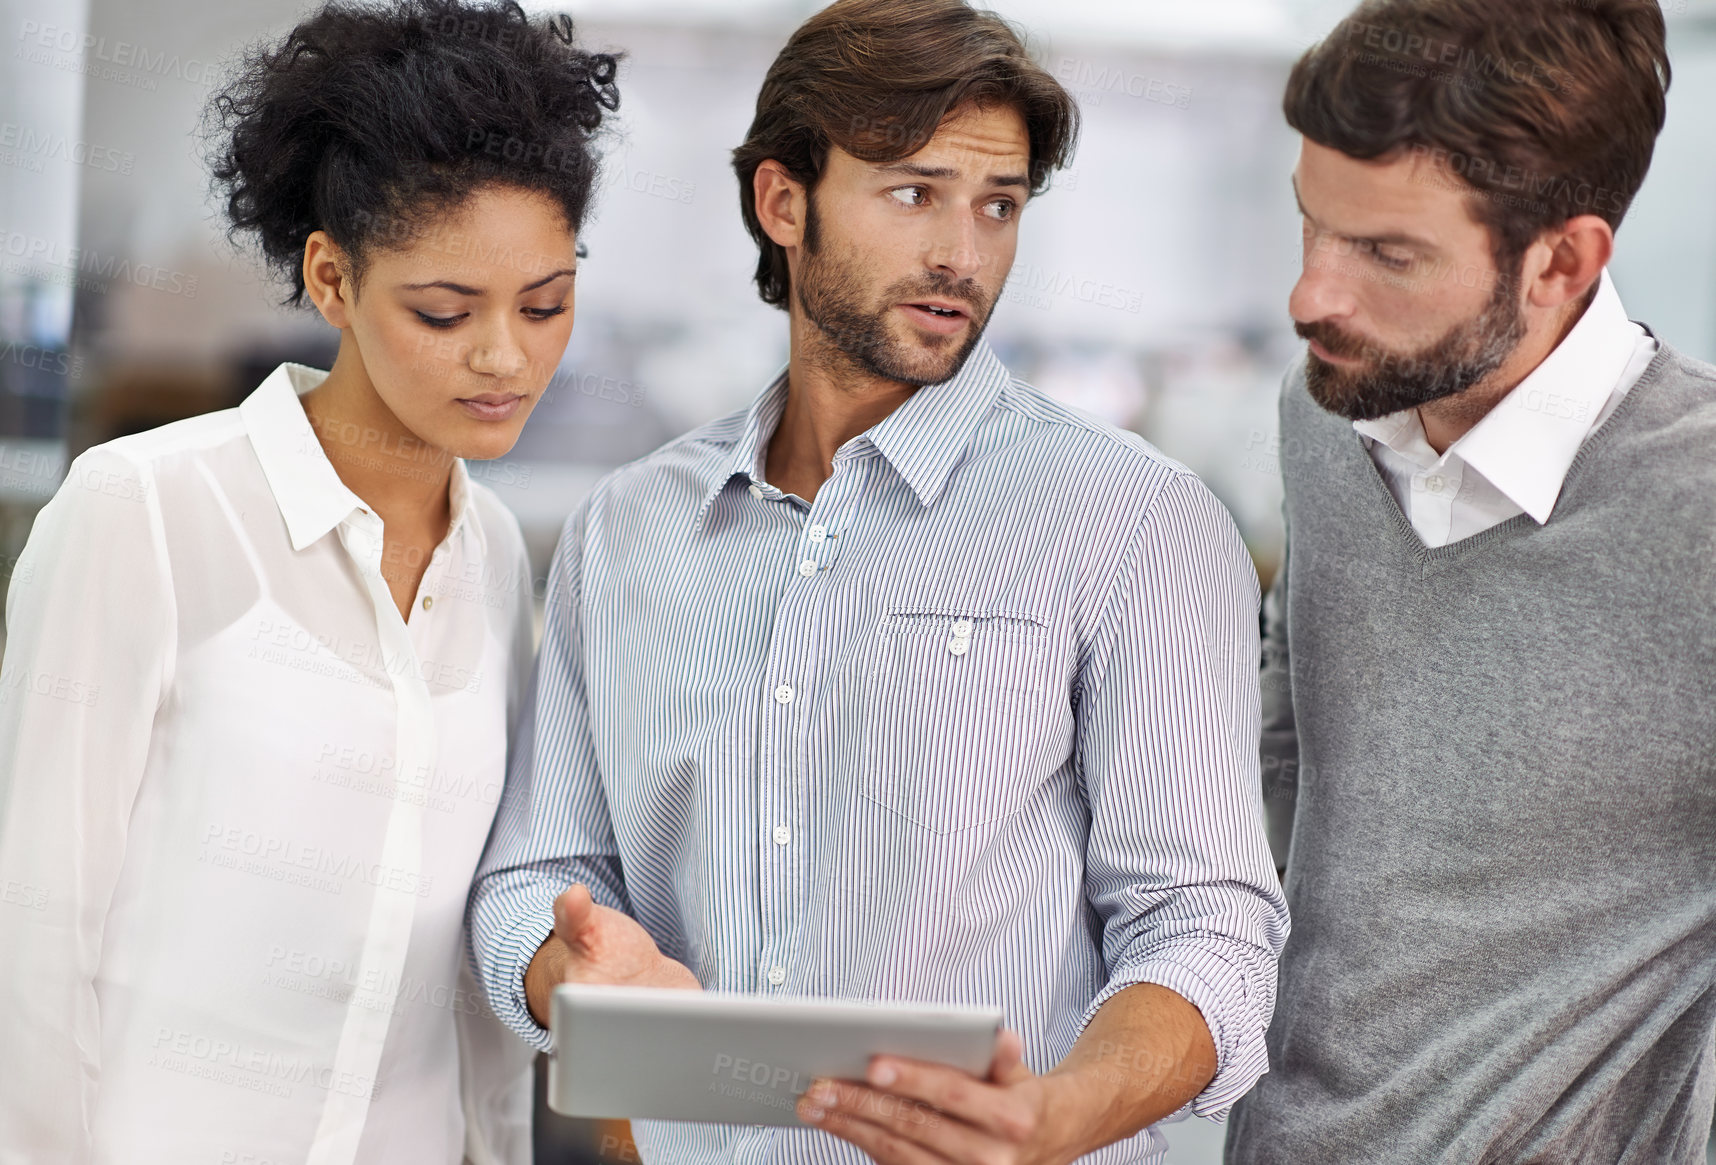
left=1227, top=343, right=1716, bottom=1163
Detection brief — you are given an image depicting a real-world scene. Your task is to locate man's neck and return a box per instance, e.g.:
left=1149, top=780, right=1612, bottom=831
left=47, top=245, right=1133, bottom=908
left=764, top=309, right=917, bottom=503
left=301, top=334, right=454, bottom=537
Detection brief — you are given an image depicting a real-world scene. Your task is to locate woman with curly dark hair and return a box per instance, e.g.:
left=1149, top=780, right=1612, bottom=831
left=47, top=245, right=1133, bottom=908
left=0, top=3, right=618, bottom=1162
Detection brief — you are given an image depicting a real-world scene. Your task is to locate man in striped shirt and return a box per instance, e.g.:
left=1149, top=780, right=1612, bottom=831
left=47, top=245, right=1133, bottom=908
left=469, top=2, right=1288, bottom=1161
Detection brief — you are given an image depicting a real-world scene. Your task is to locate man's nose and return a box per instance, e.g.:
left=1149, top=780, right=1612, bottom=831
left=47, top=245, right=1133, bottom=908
left=923, top=211, right=985, bottom=284
left=1290, top=245, right=1358, bottom=328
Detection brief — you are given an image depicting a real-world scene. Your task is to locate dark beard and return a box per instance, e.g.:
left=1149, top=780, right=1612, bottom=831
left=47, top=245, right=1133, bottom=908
left=794, top=195, right=996, bottom=387
left=1295, top=279, right=1526, bottom=422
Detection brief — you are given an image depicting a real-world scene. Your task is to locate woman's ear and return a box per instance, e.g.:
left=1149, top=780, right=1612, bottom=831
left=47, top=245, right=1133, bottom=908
left=302, top=231, right=355, bottom=330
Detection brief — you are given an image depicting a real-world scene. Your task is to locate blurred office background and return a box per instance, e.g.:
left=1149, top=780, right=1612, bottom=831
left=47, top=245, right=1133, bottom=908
left=4, top=0, right=1716, bottom=1160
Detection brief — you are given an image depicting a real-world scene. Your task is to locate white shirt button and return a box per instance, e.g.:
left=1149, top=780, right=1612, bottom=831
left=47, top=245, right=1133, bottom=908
left=420, top=595, right=433, bottom=611
left=772, top=824, right=791, bottom=845
left=748, top=483, right=764, bottom=499
left=808, top=524, right=827, bottom=542
left=774, top=684, right=793, bottom=704
left=767, top=966, right=786, bottom=986
left=947, top=637, right=970, bottom=656
left=797, top=560, right=817, bottom=578
left=951, top=619, right=973, bottom=638
left=1425, top=475, right=1445, bottom=494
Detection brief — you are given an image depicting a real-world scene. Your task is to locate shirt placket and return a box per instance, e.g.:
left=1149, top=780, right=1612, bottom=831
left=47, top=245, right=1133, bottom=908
left=753, top=455, right=866, bottom=1003
left=1413, top=456, right=1462, bottom=545
left=304, top=512, right=437, bottom=1165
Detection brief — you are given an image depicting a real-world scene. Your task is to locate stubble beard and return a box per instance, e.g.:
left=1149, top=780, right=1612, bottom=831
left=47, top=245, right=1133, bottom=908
left=1296, top=276, right=1527, bottom=422
left=793, top=196, right=997, bottom=388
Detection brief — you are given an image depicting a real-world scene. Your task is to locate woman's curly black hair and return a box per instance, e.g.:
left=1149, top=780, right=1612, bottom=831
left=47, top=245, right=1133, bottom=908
left=207, top=0, right=620, bottom=306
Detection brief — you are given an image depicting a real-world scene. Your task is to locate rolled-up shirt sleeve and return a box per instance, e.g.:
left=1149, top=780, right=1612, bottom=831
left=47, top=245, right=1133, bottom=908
left=466, top=496, right=629, bottom=1054
left=1073, top=471, right=1290, bottom=1121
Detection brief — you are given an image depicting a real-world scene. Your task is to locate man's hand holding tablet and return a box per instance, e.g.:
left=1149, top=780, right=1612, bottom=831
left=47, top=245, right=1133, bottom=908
left=794, top=982, right=1218, bottom=1165
left=796, top=1028, right=1057, bottom=1162
left=524, top=883, right=700, bottom=1027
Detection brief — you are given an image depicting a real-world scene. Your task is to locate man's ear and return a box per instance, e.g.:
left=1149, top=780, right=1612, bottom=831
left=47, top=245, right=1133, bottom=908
left=753, top=160, right=808, bottom=252
left=302, top=230, right=356, bottom=330
left=1525, top=214, right=1614, bottom=312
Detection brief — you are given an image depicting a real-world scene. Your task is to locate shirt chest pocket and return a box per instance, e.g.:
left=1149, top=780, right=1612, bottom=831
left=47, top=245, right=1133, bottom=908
left=858, top=608, right=1056, bottom=833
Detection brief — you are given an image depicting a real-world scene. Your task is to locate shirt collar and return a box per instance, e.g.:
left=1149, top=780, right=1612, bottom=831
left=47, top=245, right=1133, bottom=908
left=1351, top=407, right=1420, bottom=454
left=1352, top=268, right=1641, bottom=524
left=692, top=366, right=791, bottom=532
left=693, top=340, right=1010, bottom=532
left=866, top=340, right=1009, bottom=507
left=240, top=362, right=481, bottom=554
left=447, top=454, right=483, bottom=557
left=1456, top=270, right=1641, bottom=522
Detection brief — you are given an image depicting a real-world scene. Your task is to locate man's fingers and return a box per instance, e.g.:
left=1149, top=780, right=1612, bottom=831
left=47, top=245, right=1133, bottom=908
left=799, top=1081, right=957, bottom=1165
left=552, top=883, right=595, bottom=949
left=550, top=891, right=702, bottom=991
left=659, top=955, right=703, bottom=990
left=865, top=1055, right=1032, bottom=1142
left=986, top=1029, right=1033, bottom=1087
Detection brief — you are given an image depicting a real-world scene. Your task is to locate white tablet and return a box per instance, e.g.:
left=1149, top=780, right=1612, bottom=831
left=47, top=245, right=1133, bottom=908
left=548, top=983, right=1004, bottom=1127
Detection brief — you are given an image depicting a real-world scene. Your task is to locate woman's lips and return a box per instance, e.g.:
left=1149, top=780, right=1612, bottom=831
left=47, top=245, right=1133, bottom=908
left=455, top=394, right=525, bottom=421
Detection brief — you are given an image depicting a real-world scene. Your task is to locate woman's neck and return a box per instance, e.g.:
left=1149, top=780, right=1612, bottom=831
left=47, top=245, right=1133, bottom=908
left=299, top=334, right=455, bottom=538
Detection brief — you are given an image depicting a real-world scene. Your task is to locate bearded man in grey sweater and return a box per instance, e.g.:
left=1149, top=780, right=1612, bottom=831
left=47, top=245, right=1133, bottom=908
left=1226, top=1, right=1715, bottom=1161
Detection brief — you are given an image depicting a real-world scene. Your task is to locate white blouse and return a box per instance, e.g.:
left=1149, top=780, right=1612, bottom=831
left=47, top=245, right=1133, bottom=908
left=0, top=363, right=536, bottom=1165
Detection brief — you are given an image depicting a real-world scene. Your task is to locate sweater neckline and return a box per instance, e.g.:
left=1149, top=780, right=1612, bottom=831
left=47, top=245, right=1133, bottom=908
left=1343, top=333, right=1680, bottom=569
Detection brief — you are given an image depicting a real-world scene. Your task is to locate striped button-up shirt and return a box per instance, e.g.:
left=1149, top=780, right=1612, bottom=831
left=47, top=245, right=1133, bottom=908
left=468, top=342, right=1289, bottom=1163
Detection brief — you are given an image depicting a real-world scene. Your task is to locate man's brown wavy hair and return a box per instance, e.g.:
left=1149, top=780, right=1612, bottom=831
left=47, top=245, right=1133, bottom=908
left=1284, top=0, right=1670, bottom=276
left=732, top=0, right=1079, bottom=309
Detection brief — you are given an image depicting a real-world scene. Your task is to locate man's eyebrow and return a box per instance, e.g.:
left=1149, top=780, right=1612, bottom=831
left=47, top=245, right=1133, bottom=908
left=874, top=161, right=1031, bottom=189
left=1291, top=174, right=1314, bottom=225
left=1290, top=174, right=1437, bottom=250
left=399, top=267, right=576, bottom=296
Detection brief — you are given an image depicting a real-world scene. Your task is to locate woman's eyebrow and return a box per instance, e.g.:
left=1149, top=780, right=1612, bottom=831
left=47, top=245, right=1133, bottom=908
left=401, top=278, right=482, bottom=294
left=400, top=266, right=576, bottom=296
left=520, top=267, right=576, bottom=292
